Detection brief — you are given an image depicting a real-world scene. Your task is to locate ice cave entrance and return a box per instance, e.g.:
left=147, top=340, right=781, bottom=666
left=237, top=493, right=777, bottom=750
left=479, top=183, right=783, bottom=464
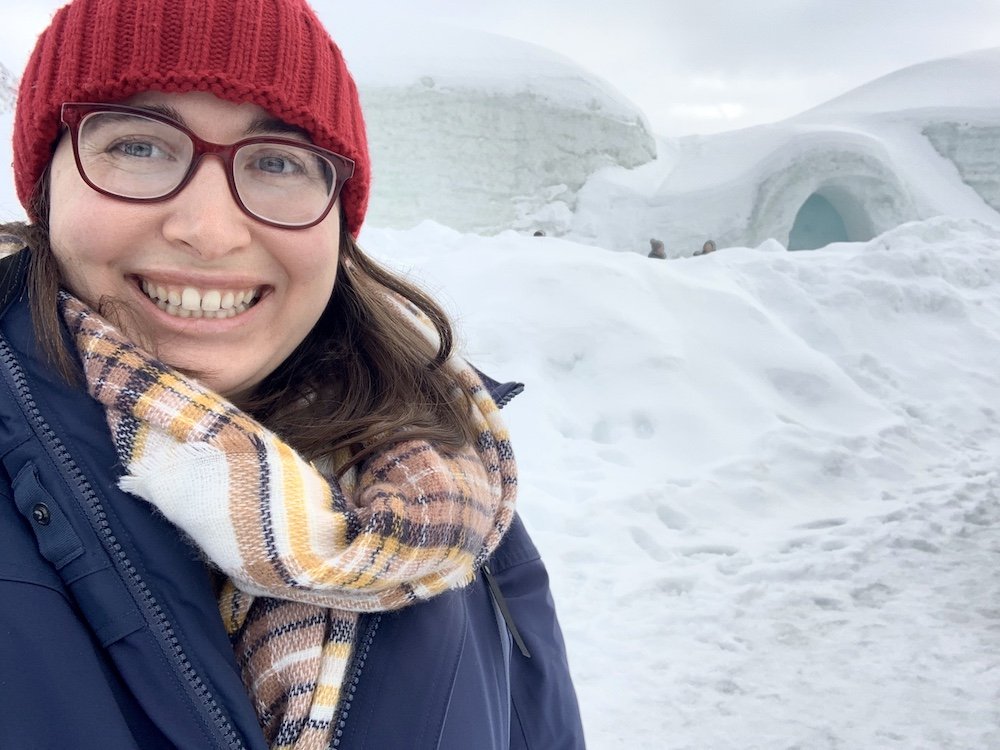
left=788, top=193, right=850, bottom=251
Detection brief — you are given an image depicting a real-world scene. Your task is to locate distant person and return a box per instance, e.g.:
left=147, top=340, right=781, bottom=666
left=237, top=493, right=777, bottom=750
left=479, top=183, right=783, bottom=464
left=0, top=0, right=585, bottom=748
left=648, top=238, right=666, bottom=259
left=694, top=239, right=717, bottom=256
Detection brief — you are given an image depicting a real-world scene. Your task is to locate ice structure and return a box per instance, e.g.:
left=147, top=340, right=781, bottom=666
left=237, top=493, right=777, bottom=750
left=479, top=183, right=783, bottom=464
left=573, top=47, right=1000, bottom=255
left=349, top=35, right=999, bottom=256
left=343, top=25, right=656, bottom=236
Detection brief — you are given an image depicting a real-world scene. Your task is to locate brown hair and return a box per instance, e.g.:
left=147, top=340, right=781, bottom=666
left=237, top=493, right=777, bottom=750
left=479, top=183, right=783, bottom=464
left=2, top=186, right=478, bottom=473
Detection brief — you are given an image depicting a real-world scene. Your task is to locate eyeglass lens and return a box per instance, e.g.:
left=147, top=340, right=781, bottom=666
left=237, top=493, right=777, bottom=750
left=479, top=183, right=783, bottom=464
left=75, top=110, right=339, bottom=227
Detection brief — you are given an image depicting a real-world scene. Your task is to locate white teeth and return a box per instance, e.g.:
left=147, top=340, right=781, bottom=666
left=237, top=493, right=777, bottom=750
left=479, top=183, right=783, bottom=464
left=201, top=290, right=221, bottom=311
left=140, top=280, right=260, bottom=319
left=180, top=287, right=201, bottom=311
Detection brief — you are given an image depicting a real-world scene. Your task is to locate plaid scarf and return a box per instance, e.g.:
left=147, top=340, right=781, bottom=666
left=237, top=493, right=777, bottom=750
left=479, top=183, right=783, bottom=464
left=61, top=293, right=517, bottom=750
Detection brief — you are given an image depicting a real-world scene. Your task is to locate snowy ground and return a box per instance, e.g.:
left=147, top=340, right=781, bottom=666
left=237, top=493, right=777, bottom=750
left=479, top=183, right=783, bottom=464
left=362, top=215, right=1000, bottom=749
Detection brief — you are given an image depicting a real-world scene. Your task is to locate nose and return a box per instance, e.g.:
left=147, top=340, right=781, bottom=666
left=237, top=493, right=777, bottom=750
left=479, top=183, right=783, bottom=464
left=160, top=155, right=253, bottom=258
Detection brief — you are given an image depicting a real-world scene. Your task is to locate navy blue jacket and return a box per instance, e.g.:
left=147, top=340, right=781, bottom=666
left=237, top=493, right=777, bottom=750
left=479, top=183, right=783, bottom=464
left=0, top=250, right=585, bottom=749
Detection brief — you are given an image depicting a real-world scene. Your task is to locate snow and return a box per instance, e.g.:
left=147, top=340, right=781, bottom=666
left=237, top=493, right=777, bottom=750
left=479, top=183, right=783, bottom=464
left=338, top=24, right=656, bottom=234
left=572, top=48, right=1000, bottom=256
left=333, top=42, right=1000, bottom=252
left=3, top=27, right=1000, bottom=750
left=345, top=46, right=1000, bottom=739
left=361, top=215, right=1000, bottom=749
left=338, top=24, right=644, bottom=122
left=800, top=47, right=1000, bottom=117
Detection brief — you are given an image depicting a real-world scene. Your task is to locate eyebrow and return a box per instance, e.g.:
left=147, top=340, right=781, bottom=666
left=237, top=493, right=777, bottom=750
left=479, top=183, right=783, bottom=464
left=132, top=103, right=312, bottom=141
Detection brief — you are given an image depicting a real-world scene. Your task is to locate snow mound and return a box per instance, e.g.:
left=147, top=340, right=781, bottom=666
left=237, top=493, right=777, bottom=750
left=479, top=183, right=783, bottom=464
left=339, top=25, right=656, bottom=235
left=803, top=47, right=1000, bottom=116
left=360, top=215, right=1000, bottom=749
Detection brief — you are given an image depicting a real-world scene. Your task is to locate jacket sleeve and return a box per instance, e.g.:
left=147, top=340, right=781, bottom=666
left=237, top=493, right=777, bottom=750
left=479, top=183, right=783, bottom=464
left=488, top=515, right=587, bottom=750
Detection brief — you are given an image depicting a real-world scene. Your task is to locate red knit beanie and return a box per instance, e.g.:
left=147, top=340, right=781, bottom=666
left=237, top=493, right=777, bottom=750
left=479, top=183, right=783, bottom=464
left=13, top=0, right=370, bottom=236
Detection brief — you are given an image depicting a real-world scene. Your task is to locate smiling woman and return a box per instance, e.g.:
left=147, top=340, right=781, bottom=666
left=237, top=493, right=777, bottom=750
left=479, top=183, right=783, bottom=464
left=48, top=92, right=346, bottom=398
left=0, top=1, right=584, bottom=748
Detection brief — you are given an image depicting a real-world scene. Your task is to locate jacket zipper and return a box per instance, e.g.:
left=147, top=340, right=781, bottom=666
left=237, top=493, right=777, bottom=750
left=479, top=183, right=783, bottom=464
left=0, top=336, right=246, bottom=750
left=330, top=613, right=382, bottom=749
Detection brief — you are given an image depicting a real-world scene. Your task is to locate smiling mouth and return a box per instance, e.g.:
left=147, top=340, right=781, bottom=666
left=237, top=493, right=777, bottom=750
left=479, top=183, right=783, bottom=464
left=140, top=279, right=261, bottom=319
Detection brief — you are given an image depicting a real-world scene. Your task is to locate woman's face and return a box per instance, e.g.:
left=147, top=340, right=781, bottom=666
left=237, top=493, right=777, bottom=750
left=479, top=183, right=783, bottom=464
left=48, top=91, right=342, bottom=398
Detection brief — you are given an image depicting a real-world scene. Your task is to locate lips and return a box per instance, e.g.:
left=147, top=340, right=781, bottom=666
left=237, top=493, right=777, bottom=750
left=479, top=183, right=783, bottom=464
left=140, top=279, right=261, bottom=319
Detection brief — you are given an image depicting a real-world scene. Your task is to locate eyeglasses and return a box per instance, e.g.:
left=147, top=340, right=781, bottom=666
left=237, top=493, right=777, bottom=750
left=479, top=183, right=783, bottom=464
left=60, top=103, right=355, bottom=229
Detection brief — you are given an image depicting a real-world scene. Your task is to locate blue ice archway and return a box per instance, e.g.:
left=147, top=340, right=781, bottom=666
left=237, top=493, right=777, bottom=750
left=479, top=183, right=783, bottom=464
left=788, top=187, right=875, bottom=251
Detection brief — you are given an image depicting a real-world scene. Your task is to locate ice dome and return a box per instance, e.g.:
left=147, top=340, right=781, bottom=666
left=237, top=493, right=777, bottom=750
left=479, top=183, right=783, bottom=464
left=339, top=24, right=657, bottom=235
left=571, top=47, right=1000, bottom=256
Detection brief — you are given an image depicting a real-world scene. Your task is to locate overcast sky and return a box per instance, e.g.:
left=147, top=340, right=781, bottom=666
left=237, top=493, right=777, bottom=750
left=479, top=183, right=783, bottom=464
left=3, top=1, right=997, bottom=136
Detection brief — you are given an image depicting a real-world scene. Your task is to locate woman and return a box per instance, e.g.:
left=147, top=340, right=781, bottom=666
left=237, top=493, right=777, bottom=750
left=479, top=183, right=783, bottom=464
left=0, top=0, right=584, bottom=748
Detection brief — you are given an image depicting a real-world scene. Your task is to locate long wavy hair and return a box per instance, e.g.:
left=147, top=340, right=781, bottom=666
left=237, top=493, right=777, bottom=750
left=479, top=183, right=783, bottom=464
left=3, top=176, right=478, bottom=472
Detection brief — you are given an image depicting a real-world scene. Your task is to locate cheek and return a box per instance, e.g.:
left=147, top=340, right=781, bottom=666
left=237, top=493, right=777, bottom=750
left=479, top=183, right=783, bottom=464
left=47, top=155, right=138, bottom=304
left=292, top=244, right=340, bottom=325
left=289, top=215, right=342, bottom=290
left=49, top=146, right=98, bottom=263
left=48, top=139, right=85, bottom=243
left=48, top=194, right=96, bottom=297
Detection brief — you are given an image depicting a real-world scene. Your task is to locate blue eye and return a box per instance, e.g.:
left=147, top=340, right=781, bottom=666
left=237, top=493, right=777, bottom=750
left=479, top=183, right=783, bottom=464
left=109, top=139, right=168, bottom=159
left=123, top=142, right=151, bottom=157
left=256, top=154, right=303, bottom=175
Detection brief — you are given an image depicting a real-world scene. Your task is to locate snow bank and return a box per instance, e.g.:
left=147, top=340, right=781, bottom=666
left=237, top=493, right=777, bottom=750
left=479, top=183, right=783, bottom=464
left=361, top=215, right=1000, bottom=749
